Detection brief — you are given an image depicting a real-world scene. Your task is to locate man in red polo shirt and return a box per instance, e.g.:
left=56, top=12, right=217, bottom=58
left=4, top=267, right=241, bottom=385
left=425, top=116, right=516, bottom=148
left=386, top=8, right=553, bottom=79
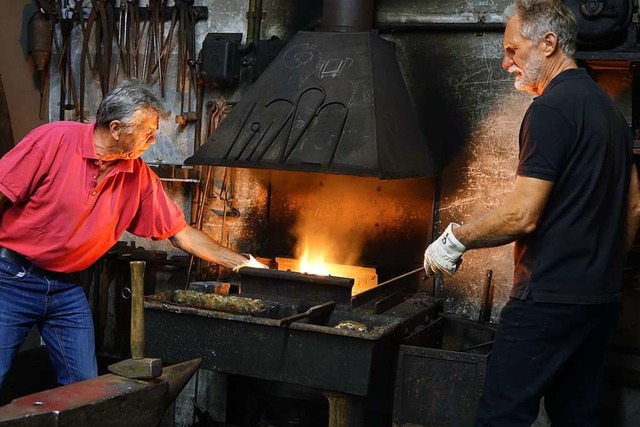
left=0, top=80, right=263, bottom=388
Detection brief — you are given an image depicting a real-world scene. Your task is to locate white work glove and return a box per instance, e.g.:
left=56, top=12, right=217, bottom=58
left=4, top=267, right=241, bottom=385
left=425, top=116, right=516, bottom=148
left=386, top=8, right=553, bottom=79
left=424, top=223, right=466, bottom=276
left=233, top=254, right=269, bottom=272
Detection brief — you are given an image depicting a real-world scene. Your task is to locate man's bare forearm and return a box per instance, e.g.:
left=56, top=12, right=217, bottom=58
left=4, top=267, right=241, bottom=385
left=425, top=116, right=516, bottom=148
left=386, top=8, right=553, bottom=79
left=455, top=204, right=535, bottom=249
left=169, top=224, right=248, bottom=269
left=453, top=176, right=554, bottom=250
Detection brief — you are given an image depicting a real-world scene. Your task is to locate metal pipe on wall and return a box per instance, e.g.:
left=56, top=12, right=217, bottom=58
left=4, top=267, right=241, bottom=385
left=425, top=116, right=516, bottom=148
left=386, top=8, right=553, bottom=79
left=246, top=0, right=264, bottom=46
left=321, top=0, right=375, bottom=32
left=376, top=12, right=504, bottom=32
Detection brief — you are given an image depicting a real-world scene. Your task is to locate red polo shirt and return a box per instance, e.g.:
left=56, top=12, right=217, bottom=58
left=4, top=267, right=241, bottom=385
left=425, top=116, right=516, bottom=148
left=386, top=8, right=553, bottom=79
left=0, top=121, right=187, bottom=273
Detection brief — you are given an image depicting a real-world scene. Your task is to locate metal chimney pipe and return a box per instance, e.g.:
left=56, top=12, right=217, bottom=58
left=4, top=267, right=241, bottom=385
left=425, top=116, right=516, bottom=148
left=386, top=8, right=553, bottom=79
left=320, top=0, right=375, bottom=32
left=246, top=0, right=264, bottom=46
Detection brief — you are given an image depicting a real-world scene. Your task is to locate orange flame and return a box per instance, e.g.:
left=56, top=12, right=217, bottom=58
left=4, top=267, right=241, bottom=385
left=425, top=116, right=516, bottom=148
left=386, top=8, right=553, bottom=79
left=298, top=245, right=330, bottom=276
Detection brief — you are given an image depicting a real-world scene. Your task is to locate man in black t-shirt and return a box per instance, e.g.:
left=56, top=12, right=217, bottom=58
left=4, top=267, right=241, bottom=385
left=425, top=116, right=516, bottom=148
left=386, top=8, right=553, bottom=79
left=423, top=0, right=640, bottom=425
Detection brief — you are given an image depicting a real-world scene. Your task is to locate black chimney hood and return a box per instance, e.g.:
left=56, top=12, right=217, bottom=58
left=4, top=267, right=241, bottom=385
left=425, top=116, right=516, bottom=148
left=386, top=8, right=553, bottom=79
left=185, top=5, right=438, bottom=179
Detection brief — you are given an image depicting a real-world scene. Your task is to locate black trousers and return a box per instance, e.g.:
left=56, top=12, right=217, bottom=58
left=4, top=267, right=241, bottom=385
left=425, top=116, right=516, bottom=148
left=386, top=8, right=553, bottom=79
left=474, top=296, right=620, bottom=427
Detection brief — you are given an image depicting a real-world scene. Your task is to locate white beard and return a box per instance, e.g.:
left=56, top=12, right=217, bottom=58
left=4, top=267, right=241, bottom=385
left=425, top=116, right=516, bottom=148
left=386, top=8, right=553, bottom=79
left=514, top=52, right=544, bottom=94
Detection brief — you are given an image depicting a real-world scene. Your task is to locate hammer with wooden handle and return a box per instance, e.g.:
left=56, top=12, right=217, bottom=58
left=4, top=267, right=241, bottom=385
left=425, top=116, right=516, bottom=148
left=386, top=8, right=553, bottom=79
left=108, top=260, right=162, bottom=379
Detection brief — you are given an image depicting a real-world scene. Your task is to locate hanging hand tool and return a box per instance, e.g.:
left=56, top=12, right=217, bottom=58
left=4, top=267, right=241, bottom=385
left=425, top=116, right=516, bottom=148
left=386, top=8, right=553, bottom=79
left=175, top=0, right=198, bottom=125
left=185, top=101, right=219, bottom=285
left=27, top=6, right=52, bottom=119
left=126, top=0, right=142, bottom=79
left=108, top=261, right=162, bottom=379
left=113, top=0, right=127, bottom=83
left=185, top=81, right=208, bottom=256
left=80, top=0, right=115, bottom=121
left=114, top=0, right=145, bottom=82
left=184, top=101, right=237, bottom=284
left=207, top=103, right=240, bottom=217
left=213, top=166, right=240, bottom=218
left=100, top=0, right=115, bottom=92
left=50, top=0, right=81, bottom=120
left=142, top=0, right=165, bottom=88
left=159, top=2, right=178, bottom=97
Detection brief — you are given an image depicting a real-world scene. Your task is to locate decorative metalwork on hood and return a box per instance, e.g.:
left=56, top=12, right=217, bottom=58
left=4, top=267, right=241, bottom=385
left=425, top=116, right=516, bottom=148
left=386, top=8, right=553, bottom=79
left=185, top=30, right=438, bottom=179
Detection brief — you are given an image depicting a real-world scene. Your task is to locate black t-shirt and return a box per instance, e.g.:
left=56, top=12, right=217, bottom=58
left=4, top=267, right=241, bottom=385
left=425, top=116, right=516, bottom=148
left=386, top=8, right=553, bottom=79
left=512, top=68, right=633, bottom=304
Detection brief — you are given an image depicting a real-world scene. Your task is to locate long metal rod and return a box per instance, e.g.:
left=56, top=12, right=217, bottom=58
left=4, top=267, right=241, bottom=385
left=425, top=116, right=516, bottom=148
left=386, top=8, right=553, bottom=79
left=376, top=267, right=423, bottom=287
left=460, top=340, right=494, bottom=353
left=351, top=267, right=423, bottom=308
left=478, top=269, right=493, bottom=323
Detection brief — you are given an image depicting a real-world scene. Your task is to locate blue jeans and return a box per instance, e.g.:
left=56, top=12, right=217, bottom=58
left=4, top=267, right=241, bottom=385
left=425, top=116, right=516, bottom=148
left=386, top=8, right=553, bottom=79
left=0, top=257, right=97, bottom=387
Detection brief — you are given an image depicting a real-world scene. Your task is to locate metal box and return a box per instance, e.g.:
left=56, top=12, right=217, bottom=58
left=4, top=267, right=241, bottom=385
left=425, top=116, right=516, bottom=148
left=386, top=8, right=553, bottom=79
left=200, top=33, right=242, bottom=88
left=392, top=314, right=496, bottom=427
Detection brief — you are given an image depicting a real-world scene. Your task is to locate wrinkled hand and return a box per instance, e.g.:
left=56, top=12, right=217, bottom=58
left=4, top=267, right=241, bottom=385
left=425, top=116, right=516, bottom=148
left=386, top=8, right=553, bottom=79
left=233, top=254, right=269, bottom=272
left=423, top=223, right=466, bottom=277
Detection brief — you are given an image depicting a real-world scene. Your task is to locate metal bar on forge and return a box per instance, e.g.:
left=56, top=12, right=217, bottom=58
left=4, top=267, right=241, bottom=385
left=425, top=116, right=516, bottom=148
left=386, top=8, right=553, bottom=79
left=239, top=267, right=354, bottom=309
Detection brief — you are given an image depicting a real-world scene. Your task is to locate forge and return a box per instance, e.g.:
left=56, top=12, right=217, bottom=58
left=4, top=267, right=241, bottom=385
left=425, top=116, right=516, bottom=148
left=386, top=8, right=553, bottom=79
left=145, top=264, right=442, bottom=426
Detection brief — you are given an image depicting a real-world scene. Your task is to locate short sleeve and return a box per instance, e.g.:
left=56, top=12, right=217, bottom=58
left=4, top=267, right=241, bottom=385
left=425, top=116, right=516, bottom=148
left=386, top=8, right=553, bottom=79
left=517, top=104, right=573, bottom=182
left=0, top=136, right=48, bottom=202
left=126, top=173, right=188, bottom=240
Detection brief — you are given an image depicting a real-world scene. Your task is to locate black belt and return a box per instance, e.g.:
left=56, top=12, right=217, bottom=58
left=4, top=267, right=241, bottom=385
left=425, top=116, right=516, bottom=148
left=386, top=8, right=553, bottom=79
left=0, top=246, right=79, bottom=282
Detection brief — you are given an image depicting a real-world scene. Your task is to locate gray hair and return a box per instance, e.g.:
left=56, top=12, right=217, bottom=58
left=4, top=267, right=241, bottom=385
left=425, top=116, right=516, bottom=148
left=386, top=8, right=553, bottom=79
left=95, top=79, right=168, bottom=129
left=503, top=0, right=577, bottom=57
